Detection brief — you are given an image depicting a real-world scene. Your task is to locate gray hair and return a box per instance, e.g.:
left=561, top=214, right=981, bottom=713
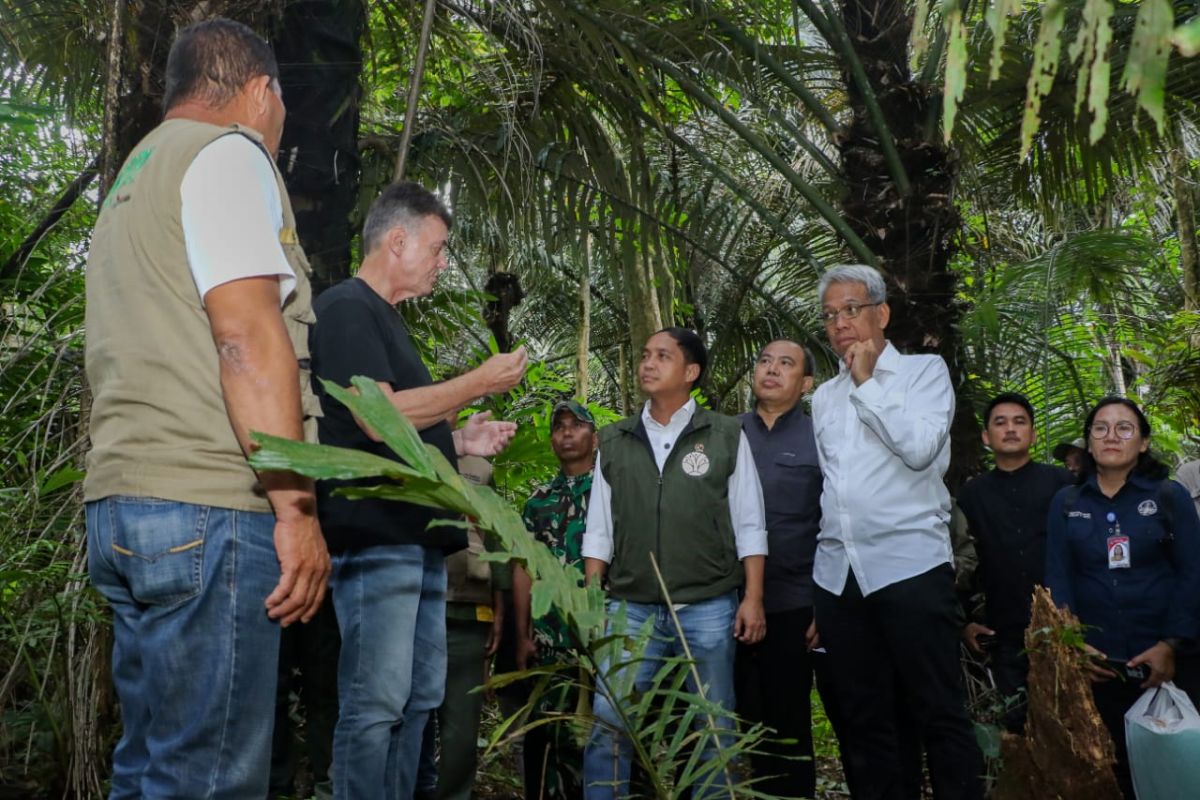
left=362, top=182, right=453, bottom=254
left=817, top=264, right=887, bottom=305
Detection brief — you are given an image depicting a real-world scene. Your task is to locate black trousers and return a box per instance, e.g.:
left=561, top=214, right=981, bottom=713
left=735, top=606, right=848, bottom=798
left=815, top=564, right=983, bottom=800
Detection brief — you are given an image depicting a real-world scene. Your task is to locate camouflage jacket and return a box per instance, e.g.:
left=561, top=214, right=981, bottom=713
left=521, top=469, right=592, bottom=653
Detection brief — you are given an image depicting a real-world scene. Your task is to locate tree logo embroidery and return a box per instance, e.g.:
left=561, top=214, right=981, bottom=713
left=101, top=147, right=154, bottom=210
left=681, top=444, right=710, bottom=477
left=1138, top=499, right=1158, bottom=516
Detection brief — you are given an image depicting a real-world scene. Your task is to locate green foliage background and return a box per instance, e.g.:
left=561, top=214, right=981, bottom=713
left=3, top=0, right=1200, bottom=794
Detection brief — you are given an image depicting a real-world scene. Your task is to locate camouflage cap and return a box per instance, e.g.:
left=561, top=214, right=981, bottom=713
left=552, top=400, right=596, bottom=427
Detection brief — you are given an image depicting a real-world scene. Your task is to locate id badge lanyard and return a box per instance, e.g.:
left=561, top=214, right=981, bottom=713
left=1106, top=511, right=1131, bottom=569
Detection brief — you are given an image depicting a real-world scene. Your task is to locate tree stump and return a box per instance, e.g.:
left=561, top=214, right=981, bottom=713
left=992, top=586, right=1123, bottom=799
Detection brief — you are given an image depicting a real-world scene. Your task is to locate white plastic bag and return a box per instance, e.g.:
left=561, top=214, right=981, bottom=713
left=1125, top=682, right=1200, bottom=800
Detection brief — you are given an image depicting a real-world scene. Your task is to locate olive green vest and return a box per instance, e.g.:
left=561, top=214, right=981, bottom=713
left=599, top=407, right=744, bottom=604
left=84, top=119, right=320, bottom=512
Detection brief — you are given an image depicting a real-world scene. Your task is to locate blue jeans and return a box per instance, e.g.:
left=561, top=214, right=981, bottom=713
left=87, top=497, right=281, bottom=799
left=584, top=591, right=738, bottom=800
left=329, top=544, right=447, bottom=800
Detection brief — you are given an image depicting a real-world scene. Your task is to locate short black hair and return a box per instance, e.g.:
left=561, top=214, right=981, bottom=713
left=1079, top=396, right=1168, bottom=482
left=656, top=327, right=707, bottom=388
left=362, top=182, right=453, bottom=254
left=163, top=18, right=278, bottom=112
left=761, top=339, right=815, bottom=378
left=983, top=392, right=1034, bottom=427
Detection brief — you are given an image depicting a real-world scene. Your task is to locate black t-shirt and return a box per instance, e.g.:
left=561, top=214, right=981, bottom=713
left=957, top=461, right=1074, bottom=640
left=310, top=277, right=462, bottom=552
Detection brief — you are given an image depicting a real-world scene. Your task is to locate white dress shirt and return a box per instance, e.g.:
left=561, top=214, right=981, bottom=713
left=811, top=342, right=954, bottom=596
left=581, top=398, right=768, bottom=564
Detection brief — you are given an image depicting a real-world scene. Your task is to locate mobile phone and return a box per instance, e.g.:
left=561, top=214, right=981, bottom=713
left=1105, top=658, right=1149, bottom=682
left=975, top=633, right=997, bottom=651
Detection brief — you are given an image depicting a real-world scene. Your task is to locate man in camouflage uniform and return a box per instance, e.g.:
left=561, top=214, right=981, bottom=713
left=513, top=399, right=597, bottom=800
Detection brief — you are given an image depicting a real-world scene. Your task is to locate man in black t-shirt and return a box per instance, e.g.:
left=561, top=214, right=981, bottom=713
left=957, top=392, right=1073, bottom=731
left=309, top=182, right=527, bottom=800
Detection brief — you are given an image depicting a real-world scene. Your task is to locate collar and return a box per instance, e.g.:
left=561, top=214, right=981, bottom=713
left=836, top=340, right=899, bottom=375
left=641, top=397, right=696, bottom=430
left=750, top=402, right=802, bottom=430
left=550, top=468, right=592, bottom=491
left=992, top=459, right=1035, bottom=477
left=1082, top=469, right=1159, bottom=497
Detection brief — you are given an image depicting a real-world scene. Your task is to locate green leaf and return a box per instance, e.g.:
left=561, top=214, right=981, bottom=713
left=1021, top=0, right=1068, bottom=157
left=1172, top=16, right=1200, bottom=57
left=322, top=377, right=436, bottom=479
left=911, top=0, right=932, bottom=72
left=942, top=3, right=968, bottom=144
left=37, top=466, right=84, bottom=496
left=248, top=434, right=424, bottom=481
left=985, top=0, right=1022, bottom=82
left=1122, top=0, right=1173, bottom=134
left=1068, top=0, right=1114, bottom=144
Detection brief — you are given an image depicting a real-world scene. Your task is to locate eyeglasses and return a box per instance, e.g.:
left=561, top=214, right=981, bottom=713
left=821, top=303, right=880, bottom=324
left=1089, top=421, right=1138, bottom=440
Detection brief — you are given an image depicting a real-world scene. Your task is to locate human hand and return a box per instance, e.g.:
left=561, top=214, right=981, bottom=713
left=1083, top=644, right=1117, bottom=683
left=1129, top=641, right=1176, bottom=689
left=805, top=619, right=820, bottom=651
left=515, top=634, right=538, bottom=671
left=963, top=622, right=996, bottom=657
left=456, top=411, right=518, bottom=456
left=479, top=346, right=529, bottom=395
left=265, top=514, right=331, bottom=626
left=844, top=339, right=881, bottom=386
left=485, top=598, right=504, bottom=657
left=734, top=596, right=766, bottom=644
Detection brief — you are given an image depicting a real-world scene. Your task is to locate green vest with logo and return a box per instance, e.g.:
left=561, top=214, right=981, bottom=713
left=598, top=407, right=744, bottom=604
left=84, top=119, right=321, bottom=512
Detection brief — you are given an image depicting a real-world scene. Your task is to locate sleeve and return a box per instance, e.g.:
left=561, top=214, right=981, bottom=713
left=849, top=356, right=953, bottom=471
left=729, top=431, right=768, bottom=558
left=521, top=496, right=538, bottom=535
left=1163, top=481, right=1200, bottom=642
left=581, top=451, right=615, bottom=563
left=180, top=134, right=296, bottom=305
left=810, top=385, right=829, bottom=475
left=309, top=297, right=397, bottom=388
left=1043, top=489, right=1075, bottom=612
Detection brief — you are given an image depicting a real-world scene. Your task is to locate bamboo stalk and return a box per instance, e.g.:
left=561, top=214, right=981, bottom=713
left=395, top=0, right=438, bottom=181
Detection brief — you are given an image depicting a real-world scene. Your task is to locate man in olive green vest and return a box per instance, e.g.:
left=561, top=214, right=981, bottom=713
left=581, top=327, right=768, bottom=800
left=84, top=18, right=329, bottom=799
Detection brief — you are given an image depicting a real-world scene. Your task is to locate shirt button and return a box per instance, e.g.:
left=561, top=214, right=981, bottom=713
left=663, top=443, right=669, bottom=449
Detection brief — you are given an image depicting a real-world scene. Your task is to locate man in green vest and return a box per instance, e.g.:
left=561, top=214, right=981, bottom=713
left=84, top=18, right=329, bottom=799
left=581, top=327, right=768, bottom=800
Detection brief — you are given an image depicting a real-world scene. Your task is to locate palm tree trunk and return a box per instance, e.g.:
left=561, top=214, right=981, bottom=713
left=272, top=0, right=367, bottom=294
left=835, top=0, right=978, bottom=484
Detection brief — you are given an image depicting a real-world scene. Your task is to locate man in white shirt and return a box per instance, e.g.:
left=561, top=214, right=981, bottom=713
left=581, top=327, right=767, bottom=800
left=811, top=265, right=982, bottom=800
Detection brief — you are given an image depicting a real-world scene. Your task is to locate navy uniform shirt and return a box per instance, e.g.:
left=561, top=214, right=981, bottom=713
left=957, top=461, right=1074, bottom=641
left=740, top=405, right=823, bottom=613
left=1045, top=471, right=1200, bottom=660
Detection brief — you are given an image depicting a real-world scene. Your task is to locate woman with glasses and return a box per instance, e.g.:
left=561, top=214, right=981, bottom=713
left=1044, top=396, right=1200, bottom=798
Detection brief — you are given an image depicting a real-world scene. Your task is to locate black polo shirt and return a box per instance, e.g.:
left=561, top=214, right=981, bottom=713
left=739, top=405, right=823, bottom=613
left=957, top=460, right=1074, bottom=640
left=310, top=277, right=462, bottom=552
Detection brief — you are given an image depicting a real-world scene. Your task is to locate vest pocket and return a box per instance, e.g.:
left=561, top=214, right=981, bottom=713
left=110, top=497, right=206, bottom=607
